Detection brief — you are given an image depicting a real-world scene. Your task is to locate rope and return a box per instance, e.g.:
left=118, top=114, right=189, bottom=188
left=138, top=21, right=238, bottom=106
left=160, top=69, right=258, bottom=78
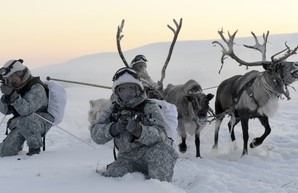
left=207, top=106, right=235, bottom=123
left=33, top=113, right=96, bottom=149
left=0, top=115, right=7, bottom=127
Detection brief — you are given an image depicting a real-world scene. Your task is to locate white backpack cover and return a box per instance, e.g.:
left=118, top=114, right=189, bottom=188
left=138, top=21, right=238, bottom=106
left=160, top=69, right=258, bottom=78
left=44, top=81, right=67, bottom=126
left=150, top=99, right=178, bottom=144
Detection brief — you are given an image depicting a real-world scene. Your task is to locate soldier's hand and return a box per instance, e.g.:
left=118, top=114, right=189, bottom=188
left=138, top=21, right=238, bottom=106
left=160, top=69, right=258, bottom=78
left=126, top=117, right=142, bottom=138
left=0, top=84, right=14, bottom=95
left=9, top=91, right=19, bottom=103
left=109, top=120, right=128, bottom=137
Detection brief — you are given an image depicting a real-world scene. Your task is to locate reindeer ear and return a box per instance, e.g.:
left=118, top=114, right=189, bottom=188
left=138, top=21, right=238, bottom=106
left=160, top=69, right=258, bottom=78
left=207, top=93, right=214, bottom=101
left=89, top=100, right=95, bottom=107
left=262, top=63, right=267, bottom=70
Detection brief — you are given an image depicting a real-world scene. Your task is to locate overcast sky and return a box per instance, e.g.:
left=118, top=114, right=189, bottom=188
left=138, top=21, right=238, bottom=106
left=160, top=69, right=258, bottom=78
left=1, top=0, right=298, bottom=67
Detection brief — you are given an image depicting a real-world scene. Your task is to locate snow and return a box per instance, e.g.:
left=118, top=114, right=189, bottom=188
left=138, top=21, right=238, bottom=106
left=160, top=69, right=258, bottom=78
left=1, top=33, right=298, bottom=193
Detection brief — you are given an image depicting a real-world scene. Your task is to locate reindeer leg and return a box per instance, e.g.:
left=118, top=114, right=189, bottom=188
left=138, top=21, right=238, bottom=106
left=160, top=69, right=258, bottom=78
left=178, top=136, right=187, bottom=153
left=240, top=117, right=249, bottom=156
left=213, top=118, right=223, bottom=149
left=195, top=129, right=201, bottom=158
left=229, top=117, right=240, bottom=151
left=228, top=118, right=238, bottom=142
left=250, top=116, right=271, bottom=148
left=178, top=125, right=187, bottom=153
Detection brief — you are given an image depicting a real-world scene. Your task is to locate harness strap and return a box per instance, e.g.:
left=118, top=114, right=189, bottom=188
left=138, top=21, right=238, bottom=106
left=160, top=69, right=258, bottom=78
left=233, top=77, right=259, bottom=107
left=113, top=144, right=117, bottom=160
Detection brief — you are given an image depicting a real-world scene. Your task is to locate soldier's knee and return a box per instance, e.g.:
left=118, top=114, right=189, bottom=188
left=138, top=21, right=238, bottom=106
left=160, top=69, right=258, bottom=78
left=147, top=142, right=178, bottom=162
left=0, top=135, right=24, bottom=157
left=104, top=159, right=133, bottom=178
left=145, top=143, right=177, bottom=182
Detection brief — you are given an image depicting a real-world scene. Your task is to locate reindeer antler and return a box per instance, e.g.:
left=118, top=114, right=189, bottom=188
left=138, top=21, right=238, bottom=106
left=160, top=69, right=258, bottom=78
left=116, top=19, right=129, bottom=67
left=271, top=42, right=298, bottom=64
left=213, top=29, right=298, bottom=73
left=212, top=29, right=270, bottom=73
left=243, top=31, right=269, bottom=61
left=159, top=18, right=183, bottom=89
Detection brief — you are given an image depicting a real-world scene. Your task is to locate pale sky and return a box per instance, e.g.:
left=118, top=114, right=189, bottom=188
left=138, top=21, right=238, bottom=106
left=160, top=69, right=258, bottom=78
left=1, top=0, right=298, bottom=67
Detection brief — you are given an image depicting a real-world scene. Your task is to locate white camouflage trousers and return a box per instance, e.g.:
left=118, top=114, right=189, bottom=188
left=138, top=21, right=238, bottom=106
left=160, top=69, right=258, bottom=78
left=0, top=113, right=53, bottom=157
left=103, top=142, right=178, bottom=182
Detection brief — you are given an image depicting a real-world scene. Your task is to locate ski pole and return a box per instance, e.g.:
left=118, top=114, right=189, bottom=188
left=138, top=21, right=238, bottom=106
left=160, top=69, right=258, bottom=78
left=203, top=86, right=218, bottom=91
left=46, top=76, right=112, bottom=90
left=33, top=113, right=96, bottom=149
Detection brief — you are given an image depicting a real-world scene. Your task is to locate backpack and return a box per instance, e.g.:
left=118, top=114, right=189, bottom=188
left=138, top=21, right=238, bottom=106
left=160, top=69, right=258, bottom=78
left=19, top=77, right=67, bottom=126
left=43, top=81, right=67, bottom=126
left=149, top=99, right=178, bottom=144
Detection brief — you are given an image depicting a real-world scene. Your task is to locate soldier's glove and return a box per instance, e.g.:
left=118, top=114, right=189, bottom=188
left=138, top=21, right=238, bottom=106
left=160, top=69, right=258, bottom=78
left=126, top=115, right=142, bottom=138
left=7, top=118, right=18, bottom=130
left=109, top=119, right=128, bottom=137
left=9, top=91, right=19, bottom=104
left=0, top=84, right=14, bottom=95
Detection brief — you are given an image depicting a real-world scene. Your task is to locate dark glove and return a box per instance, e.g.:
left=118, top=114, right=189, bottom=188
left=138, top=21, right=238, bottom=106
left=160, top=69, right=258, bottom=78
left=109, top=120, right=127, bottom=137
left=126, top=118, right=142, bottom=138
left=7, top=118, right=18, bottom=130
left=0, top=84, right=14, bottom=95
left=1, top=95, right=10, bottom=104
left=9, top=91, right=19, bottom=103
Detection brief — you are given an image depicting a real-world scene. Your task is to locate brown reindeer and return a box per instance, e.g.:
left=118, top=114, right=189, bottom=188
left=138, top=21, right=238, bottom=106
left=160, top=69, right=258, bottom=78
left=212, top=30, right=298, bottom=156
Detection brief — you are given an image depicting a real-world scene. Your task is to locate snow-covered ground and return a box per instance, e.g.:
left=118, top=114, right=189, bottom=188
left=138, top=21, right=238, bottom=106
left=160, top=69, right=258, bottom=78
left=0, top=33, right=298, bottom=193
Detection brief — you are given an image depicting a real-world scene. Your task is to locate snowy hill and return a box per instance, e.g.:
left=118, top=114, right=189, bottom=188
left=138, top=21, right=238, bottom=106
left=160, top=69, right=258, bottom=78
left=1, top=33, right=298, bottom=193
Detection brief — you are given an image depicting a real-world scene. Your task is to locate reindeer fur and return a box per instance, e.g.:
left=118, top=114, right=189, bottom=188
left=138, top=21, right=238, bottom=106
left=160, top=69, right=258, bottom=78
left=88, top=98, right=110, bottom=126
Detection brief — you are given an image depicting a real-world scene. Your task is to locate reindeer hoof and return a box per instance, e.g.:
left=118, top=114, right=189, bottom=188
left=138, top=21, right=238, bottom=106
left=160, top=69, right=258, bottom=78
left=212, top=144, right=218, bottom=150
left=178, top=143, right=187, bottom=153
left=250, top=138, right=262, bottom=148
left=241, top=150, right=248, bottom=157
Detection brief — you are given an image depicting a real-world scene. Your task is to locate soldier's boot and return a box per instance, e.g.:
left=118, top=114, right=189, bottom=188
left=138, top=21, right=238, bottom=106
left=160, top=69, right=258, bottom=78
left=27, top=147, right=40, bottom=156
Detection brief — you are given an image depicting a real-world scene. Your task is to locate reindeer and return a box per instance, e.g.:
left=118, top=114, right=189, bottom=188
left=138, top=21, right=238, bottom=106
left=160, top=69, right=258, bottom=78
left=116, top=19, right=214, bottom=157
left=164, top=80, right=214, bottom=157
left=212, top=30, right=298, bottom=156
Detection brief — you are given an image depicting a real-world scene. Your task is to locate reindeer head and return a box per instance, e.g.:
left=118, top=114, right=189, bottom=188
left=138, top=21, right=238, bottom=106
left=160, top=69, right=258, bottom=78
left=276, top=61, right=298, bottom=85
left=183, top=79, right=214, bottom=127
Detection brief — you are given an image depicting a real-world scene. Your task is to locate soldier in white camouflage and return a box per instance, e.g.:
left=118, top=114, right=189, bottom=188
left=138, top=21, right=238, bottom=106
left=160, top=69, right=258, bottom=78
left=90, top=67, right=178, bottom=182
left=0, top=59, right=53, bottom=157
left=130, top=55, right=164, bottom=99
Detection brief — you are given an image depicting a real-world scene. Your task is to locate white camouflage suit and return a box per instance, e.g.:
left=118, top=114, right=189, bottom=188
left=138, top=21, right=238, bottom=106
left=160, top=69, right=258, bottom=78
left=90, top=92, right=178, bottom=182
left=0, top=76, right=53, bottom=157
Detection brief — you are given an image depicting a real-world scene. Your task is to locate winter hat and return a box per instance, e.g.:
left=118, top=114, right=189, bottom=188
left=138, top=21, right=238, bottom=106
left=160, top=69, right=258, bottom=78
left=1, top=59, right=26, bottom=78
left=112, top=67, right=144, bottom=92
left=130, top=54, right=148, bottom=68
